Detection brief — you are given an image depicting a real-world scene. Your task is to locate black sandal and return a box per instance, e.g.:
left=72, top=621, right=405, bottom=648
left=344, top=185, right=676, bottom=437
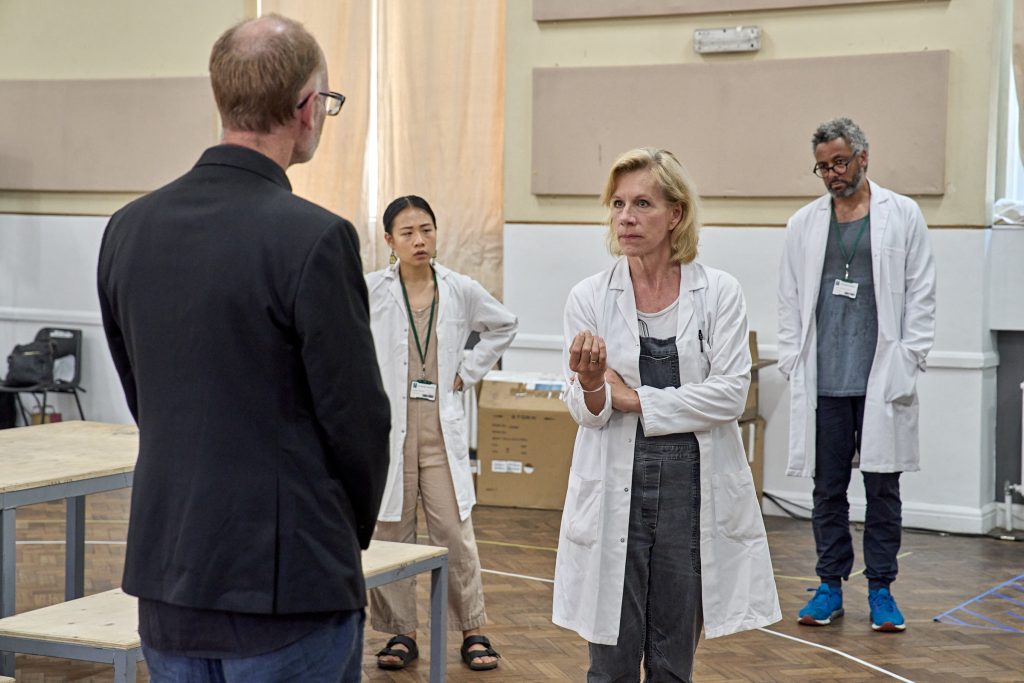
left=377, top=634, right=419, bottom=670
left=461, top=634, right=501, bottom=671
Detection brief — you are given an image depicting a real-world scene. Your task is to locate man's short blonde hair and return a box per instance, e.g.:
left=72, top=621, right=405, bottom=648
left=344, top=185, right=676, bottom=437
left=601, top=147, right=702, bottom=264
left=209, top=14, right=323, bottom=133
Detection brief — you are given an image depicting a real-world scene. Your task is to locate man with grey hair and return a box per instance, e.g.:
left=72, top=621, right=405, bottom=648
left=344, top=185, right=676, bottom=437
left=777, top=117, right=936, bottom=633
left=98, top=13, right=390, bottom=682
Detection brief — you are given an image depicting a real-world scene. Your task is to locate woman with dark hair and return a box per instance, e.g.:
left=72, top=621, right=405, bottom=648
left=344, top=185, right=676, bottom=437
left=365, top=195, right=517, bottom=672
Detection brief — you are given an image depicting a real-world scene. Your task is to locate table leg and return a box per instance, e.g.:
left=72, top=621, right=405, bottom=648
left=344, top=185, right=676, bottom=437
left=65, top=496, right=86, bottom=600
left=1, top=507, right=15, bottom=676
left=113, top=649, right=137, bottom=683
left=429, top=558, right=448, bottom=683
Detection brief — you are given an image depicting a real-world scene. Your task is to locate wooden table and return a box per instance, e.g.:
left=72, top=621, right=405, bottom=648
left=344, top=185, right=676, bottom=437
left=0, top=541, right=448, bottom=683
left=0, top=421, right=137, bottom=674
left=363, top=540, right=449, bottom=682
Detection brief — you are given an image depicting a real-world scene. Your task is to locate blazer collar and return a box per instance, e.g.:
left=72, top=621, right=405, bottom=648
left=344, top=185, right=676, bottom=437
left=194, top=144, right=292, bottom=191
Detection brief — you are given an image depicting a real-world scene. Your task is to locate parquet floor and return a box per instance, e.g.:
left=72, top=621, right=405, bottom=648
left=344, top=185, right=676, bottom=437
left=6, top=489, right=1024, bottom=682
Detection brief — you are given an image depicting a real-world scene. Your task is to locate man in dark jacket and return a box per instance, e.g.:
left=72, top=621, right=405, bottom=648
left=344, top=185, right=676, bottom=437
left=97, top=13, right=390, bottom=682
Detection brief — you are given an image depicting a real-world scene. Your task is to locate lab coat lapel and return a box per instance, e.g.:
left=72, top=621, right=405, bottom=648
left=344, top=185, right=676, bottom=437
left=677, top=261, right=701, bottom=340
left=867, top=179, right=891, bottom=288
left=386, top=264, right=405, bottom=312
left=802, top=197, right=831, bottom=346
left=611, top=259, right=640, bottom=343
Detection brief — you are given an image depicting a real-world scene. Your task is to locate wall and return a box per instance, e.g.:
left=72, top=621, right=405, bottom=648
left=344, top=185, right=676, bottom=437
left=504, top=0, right=1012, bottom=532
left=0, top=0, right=252, bottom=424
left=506, top=0, right=1003, bottom=228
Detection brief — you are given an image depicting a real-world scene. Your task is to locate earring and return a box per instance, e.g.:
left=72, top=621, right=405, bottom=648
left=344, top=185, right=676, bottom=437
left=430, top=251, right=437, bottom=266
left=389, top=250, right=397, bottom=265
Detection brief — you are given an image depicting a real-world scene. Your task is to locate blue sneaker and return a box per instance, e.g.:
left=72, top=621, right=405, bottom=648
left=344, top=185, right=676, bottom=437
left=869, top=587, right=906, bottom=632
left=798, top=584, right=844, bottom=626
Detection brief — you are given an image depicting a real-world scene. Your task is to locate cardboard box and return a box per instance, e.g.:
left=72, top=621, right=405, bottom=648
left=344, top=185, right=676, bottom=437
left=476, top=371, right=577, bottom=510
left=739, top=416, right=765, bottom=504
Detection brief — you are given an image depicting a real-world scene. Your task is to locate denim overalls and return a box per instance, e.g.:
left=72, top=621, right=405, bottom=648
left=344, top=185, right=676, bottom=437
left=588, top=333, right=705, bottom=683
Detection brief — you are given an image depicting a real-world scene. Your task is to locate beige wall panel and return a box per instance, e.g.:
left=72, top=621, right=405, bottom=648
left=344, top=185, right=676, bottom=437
left=0, top=0, right=249, bottom=214
left=0, top=78, right=219, bottom=193
left=532, top=51, right=948, bottom=198
left=506, top=0, right=1001, bottom=227
left=533, top=0, right=907, bottom=22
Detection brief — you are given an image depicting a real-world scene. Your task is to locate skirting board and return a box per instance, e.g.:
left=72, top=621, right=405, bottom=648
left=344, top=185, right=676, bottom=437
left=508, top=333, right=999, bottom=371
left=0, top=307, right=103, bottom=327
left=762, top=489, right=1006, bottom=535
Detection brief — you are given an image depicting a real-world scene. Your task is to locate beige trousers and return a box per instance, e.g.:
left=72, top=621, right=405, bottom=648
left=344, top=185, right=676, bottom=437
left=369, top=439, right=488, bottom=633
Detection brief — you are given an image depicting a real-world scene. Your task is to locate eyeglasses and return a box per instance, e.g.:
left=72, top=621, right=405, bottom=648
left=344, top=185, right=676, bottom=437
left=296, top=90, right=346, bottom=116
left=812, top=153, right=860, bottom=178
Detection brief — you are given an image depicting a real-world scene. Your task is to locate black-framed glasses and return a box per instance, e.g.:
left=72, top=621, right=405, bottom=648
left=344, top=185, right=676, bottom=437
left=296, top=90, right=346, bottom=116
left=812, top=153, right=859, bottom=178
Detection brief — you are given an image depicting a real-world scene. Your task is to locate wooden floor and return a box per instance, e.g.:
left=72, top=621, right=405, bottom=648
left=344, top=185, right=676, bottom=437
left=6, top=489, right=1024, bottom=681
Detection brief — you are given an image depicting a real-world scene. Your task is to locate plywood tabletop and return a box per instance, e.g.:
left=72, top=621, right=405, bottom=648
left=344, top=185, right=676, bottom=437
left=0, top=421, right=138, bottom=493
left=363, top=540, right=447, bottom=579
left=0, top=588, right=139, bottom=649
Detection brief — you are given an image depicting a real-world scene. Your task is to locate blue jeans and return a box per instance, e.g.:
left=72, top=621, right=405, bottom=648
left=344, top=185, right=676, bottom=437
left=143, top=609, right=364, bottom=683
left=589, top=336, right=704, bottom=682
left=814, top=396, right=902, bottom=590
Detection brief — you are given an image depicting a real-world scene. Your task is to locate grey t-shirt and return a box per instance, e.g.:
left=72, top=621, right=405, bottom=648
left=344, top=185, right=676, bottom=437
left=815, top=211, right=878, bottom=396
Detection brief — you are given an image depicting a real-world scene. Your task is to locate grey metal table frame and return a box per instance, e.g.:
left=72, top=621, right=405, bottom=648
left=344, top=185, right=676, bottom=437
left=0, top=548, right=446, bottom=682
left=366, top=553, right=449, bottom=682
left=0, top=632, right=142, bottom=683
left=0, top=471, right=134, bottom=675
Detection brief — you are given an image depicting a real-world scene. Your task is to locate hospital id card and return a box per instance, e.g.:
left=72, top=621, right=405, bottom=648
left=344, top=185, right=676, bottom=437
left=410, top=379, right=437, bottom=401
left=832, top=279, right=859, bottom=299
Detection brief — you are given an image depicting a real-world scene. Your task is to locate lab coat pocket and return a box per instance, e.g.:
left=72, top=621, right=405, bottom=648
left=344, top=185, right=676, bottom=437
left=712, top=467, right=765, bottom=542
left=564, top=472, right=604, bottom=547
left=882, top=344, right=917, bottom=405
left=440, top=408, right=469, bottom=458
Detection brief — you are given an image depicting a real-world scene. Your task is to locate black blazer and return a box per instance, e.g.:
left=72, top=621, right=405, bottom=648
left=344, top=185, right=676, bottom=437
left=98, top=145, right=390, bottom=614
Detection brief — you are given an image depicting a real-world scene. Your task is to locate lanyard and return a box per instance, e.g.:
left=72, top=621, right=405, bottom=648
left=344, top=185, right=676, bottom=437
left=831, top=204, right=869, bottom=281
left=399, top=267, right=437, bottom=378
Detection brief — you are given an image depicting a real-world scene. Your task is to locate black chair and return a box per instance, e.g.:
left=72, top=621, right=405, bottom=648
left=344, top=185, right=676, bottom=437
left=0, top=327, right=87, bottom=425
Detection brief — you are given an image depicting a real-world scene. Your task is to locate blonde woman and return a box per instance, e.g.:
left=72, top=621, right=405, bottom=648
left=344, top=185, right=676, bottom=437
left=553, top=148, right=781, bottom=681
left=366, top=196, right=517, bottom=671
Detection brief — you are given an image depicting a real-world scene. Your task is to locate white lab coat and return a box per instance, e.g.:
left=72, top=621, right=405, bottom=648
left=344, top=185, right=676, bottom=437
left=552, top=258, right=781, bottom=644
left=366, top=263, right=518, bottom=522
left=777, top=180, right=936, bottom=476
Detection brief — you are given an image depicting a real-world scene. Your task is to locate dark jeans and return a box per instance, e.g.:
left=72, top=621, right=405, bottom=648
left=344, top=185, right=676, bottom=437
left=143, top=609, right=364, bottom=683
left=589, top=336, right=703, bottom=683
left=814, top=396, right=902, bottom=591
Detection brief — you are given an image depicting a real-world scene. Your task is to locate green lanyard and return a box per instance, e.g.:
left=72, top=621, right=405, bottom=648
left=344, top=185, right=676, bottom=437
left=831, top=204, right=869, bottom=281
left=399, top=267, right=438, bottom=379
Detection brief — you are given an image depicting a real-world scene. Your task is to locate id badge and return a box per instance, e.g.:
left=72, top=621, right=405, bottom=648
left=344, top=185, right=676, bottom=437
left=832, top=278, right=858, bottom=299
left=410, top=379, right=437, bottom=401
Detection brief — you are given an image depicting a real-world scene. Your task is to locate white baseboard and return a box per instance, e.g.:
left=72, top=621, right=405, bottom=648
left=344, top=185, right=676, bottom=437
left=762, top=488, right=1007, bottom=535
left=510, top=337, right=999, bottom=371
left=0, top=306, right=102, bottom=327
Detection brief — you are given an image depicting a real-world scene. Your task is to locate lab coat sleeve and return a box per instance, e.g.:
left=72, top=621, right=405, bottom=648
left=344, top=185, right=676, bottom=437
left=777, top=217, right=802, bottom=380
left=562, top=282, right=613, bottom=429
left=637, top=274, right=751, bottom=436
left=900, top=203, right=936, bottom=369
left=457, top=278, right=519, bottom=386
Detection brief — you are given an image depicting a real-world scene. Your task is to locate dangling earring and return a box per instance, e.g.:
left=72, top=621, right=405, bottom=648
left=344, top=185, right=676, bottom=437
left=430, top=251, right=437, bottom=266
left=389, top=250, right=397, bottom=265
